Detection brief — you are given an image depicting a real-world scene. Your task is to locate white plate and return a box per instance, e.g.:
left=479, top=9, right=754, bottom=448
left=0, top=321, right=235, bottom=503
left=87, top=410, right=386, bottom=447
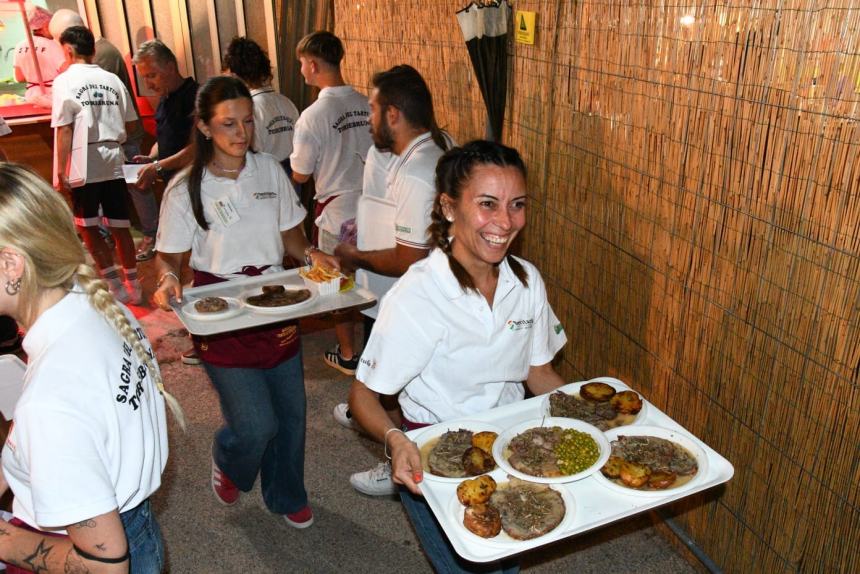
left=493, top=418, right=611, bottom=484
left=542, top=380, right=649, bottom=428
left=413, top=421, right=503, bottom=483
left=181, top=297, right=244, bottom=321
left=242, top=287, right=318, bottom=314
left=447, top=480, right=575, bottom=548
left=592, top=425, right=709, bottom=497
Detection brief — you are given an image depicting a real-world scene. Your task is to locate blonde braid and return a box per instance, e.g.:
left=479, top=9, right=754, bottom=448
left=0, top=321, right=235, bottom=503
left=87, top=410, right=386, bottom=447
left=76, top=264, right=187, bottom=430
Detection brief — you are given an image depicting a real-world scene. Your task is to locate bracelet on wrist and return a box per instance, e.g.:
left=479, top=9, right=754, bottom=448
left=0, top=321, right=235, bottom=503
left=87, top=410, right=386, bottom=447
left=304, top=245, right=319, bottom=266
left=384, top=427, right=407, bottom=461
left=157, top=270, right=179, bottom=288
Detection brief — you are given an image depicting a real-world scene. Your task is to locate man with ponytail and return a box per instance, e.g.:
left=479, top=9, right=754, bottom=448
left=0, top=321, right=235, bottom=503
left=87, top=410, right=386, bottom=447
left=332, top=65, right=452, bottom=496
left=0, top=163, right=179, bottom=573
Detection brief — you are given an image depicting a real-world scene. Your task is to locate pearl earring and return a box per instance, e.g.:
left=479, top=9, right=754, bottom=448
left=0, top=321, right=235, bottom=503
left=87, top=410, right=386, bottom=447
left=445, top=214, right=454, bottom=223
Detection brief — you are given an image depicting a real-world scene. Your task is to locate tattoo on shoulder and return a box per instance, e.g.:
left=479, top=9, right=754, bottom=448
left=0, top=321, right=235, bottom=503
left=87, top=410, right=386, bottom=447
left=0, top=526, right=9, bottom=536
left=64, top=548, right=91, bottom=574
left=70, top=519, right=97, bottom=529
left=23, top=540, right=53, bottom=573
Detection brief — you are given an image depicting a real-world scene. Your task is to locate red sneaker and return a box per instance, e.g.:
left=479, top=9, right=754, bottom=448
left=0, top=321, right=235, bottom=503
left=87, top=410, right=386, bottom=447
left=211, top=460, right=240, bottom=506
left=284, top=506, right=314, bottom=529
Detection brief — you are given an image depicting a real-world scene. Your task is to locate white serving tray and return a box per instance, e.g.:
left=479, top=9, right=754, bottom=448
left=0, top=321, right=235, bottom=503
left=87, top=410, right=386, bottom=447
left=169, top=269, right=376, bottom=336
left=406, top=376, right=734, bottom=563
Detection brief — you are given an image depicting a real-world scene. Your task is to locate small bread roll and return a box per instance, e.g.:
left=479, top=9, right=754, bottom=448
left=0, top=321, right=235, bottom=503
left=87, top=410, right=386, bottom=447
left=471, top=431, right=498, bottom=453
left=619, top=461, right=651, bottom=488
left=601, top=456, right=624, bottom=479
left=580, top=382, right=616, bottom=402
left=610, top=390, right=643, bottom=414
left=463, top=504, right=502, bottom=538
left=462, top=446, right=496, bottom=475
left=648, top=470, right=677, bottom=489
left=456, top=475, right=497, bottom=506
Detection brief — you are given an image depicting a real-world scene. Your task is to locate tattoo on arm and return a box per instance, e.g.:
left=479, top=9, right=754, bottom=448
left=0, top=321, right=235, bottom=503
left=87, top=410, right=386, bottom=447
left=95, top=543, right=106, bottom=551
left=70, top=519, right=97, bottom=529
left=23, top=540, right=53, bottom=573
left=64, top=548, right=92, bottom=574
left=0, top=526, right=9, bottom=536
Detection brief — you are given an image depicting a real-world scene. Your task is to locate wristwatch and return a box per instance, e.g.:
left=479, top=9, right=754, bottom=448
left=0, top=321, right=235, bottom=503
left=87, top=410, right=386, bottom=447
left=153, top=159, right=165, bottom=180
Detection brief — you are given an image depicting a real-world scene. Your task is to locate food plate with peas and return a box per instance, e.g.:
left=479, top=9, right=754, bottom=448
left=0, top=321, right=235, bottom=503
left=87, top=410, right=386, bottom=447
left=492, top=418, right=611, bottom=484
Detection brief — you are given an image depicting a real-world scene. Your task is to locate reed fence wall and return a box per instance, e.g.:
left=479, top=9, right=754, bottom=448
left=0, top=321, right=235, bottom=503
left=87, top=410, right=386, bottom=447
left=333, top=1, right=860, bottom=572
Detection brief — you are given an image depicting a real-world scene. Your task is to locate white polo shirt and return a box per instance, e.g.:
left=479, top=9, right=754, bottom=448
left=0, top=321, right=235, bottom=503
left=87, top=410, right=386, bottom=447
left=290, top=85, right=372, bottom=236
left=355, top=133, right=451, bottom=318
left=250, top=86, right=299, bottom=162
left=51, top=63, right=138, bottom=183
left=156, top=152, right=307, bottom=277
left=2, top=290, right=168, bottom=530
left=357, top=249, right=567, bottom=424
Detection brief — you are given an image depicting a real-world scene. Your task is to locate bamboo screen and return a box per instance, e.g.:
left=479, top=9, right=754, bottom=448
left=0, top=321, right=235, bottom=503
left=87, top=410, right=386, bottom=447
left=334, top=1, right=859, bottom=572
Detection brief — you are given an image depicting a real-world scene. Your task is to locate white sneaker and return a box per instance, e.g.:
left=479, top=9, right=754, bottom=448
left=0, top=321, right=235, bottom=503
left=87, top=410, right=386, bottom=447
left=350, top=462, right=397, bottom=496
left=332, top=403, right=358, bottom=431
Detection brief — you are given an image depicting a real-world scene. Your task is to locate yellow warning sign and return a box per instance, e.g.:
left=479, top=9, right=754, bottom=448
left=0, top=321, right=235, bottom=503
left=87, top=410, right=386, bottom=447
left=515, top=11, right=536, bottom=45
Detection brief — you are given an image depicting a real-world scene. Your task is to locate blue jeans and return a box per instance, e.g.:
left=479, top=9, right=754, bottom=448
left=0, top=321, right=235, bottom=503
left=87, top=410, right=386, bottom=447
left=122, top=500, right=164, bottom=574
left=203, top=351, right=308, bottom=514
left=399, top=488, right=519, bottom=574
left=123, top=141, right=158, bottom=237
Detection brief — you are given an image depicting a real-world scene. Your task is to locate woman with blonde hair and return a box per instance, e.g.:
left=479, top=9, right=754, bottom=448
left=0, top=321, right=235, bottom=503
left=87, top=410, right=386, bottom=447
left=0, top=163, right=181, bottom=573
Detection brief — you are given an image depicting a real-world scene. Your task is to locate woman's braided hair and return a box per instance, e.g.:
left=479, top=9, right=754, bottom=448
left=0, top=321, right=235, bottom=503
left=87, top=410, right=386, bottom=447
left=0, top=163, right=185, bottom=429
left=429, top=140, right=529, bottom=292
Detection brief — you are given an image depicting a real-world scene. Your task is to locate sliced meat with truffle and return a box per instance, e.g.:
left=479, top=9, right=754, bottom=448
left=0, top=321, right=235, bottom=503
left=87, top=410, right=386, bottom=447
left=489, top=478, right=566, bottom=540
left=507, top=427, right=563, bottom=477
left=611, top=435, right=698, bottom=476
left=427, top=430, right=473, bottom=477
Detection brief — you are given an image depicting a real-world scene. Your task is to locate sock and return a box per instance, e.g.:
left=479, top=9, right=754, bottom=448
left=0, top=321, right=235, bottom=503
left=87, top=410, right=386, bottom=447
left=100, top=265, right=123, bottom=290
left=123, top=267, right=138, bottom=284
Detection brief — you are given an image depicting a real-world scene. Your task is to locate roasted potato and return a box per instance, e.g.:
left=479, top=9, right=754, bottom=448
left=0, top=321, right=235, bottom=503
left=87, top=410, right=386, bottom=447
left=471, top=431, right=498, bottom=453
left=601, top=455, right=624, bottom=479
left=456, top=474, right=497, bottom=506
left=463, top=503, right=502, bottom=538
left=462, top=446, right=496, bottom=475
left=610, top=390, right=643, bottom=414
left=619, top=461, right=651, bottom=488
left=580, top=382, right=616, bottom=402
left=647, top=470, right=677, bottom=489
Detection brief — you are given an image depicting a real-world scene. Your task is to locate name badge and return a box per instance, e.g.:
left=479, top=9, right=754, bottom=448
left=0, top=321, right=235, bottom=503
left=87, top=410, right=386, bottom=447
left=214, top=197, right=240, bottom=227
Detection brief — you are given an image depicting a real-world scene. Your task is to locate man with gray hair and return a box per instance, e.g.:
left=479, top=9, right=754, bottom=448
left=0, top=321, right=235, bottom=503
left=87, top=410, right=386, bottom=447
left=131, top=39, right=197, bottom=194
left=49, top=9, right=158, bottom=261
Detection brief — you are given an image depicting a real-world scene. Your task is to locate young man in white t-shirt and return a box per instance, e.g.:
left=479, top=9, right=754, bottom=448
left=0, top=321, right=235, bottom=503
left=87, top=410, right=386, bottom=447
left=332, top=65, right=453, bottom=496
left=52, top=26, right=141, bottom=303
left=290, top=31, right=373, bottom=372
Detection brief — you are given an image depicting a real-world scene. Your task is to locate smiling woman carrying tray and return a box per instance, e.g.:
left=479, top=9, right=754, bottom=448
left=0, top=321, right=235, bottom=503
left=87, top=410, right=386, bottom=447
left=152, top=76, right=338, bottom=529
left=349, top=141, right=568, bottom=573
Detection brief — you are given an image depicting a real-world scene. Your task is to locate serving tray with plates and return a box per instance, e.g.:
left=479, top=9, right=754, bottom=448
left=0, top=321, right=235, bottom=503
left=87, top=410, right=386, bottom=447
left=405, top=376, right=734, bottom=563
left=169, top=269, right=376, bottom=335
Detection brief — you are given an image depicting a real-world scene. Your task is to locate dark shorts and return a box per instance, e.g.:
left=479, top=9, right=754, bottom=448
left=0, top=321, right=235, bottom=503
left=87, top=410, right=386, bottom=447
left=72, top=178, right=130, bottom=228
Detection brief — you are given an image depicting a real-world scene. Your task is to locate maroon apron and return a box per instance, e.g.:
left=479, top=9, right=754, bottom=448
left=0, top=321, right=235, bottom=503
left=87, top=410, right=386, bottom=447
left=191, top=266, right=300, bottom=369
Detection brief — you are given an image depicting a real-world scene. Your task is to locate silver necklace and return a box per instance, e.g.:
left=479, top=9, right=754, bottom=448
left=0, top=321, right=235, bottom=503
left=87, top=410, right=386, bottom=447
left=210, top=159, right=244, bottom=174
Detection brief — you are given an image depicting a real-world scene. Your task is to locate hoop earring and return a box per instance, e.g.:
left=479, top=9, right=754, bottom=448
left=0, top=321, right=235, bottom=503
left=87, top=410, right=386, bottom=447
left=5, top=277, right=21, bottom=295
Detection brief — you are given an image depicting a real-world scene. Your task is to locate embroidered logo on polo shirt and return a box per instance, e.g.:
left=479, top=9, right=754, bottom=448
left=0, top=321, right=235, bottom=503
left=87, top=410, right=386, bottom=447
left=395, top=224, right=412, bottom=234
left=507, top=319, right=534, bottom=331
left=554, top=323, right=564, bottom=335
left=254, top=192, right=277, bottom=199
left=360, top=357, right=377, bottom=370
